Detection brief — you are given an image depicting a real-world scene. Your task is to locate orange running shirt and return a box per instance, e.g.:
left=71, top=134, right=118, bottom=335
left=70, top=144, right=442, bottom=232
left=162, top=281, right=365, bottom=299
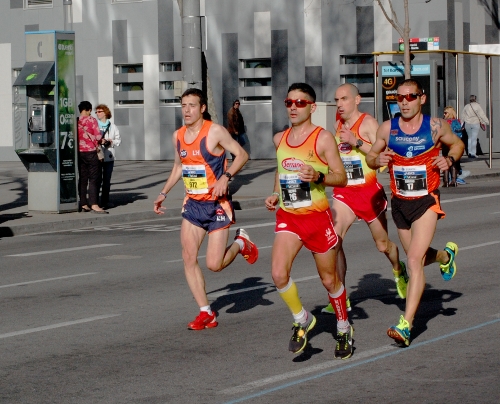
left=387, top=115, right=440, bottom=199
left=176, top=120, right=227, bottom=201
left=335, top=113, right=378, bottom=187
left=276, top=126, right=329, bottom=214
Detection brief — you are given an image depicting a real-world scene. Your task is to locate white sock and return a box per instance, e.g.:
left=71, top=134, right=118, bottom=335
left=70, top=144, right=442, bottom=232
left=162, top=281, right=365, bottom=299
left=337, top=320, right=350, bottom=334
left=235, top=239, right=244, bottom=251
left=293, top=308, right=308, bottom=325
left=200, top=305, right=212, bottom=315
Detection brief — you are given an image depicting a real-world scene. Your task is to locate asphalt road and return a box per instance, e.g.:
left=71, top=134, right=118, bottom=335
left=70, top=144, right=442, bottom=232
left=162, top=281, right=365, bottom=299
left=1, top=178, right=499, bottom=404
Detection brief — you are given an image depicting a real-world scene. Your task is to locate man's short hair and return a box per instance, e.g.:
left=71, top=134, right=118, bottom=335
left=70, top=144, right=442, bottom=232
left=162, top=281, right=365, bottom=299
left=181, top=88, right=207, bottom=108
left=287, top=83, right=316, bottom=102
left=78, top=101, right=92, bottom=112
left=397, top=79, right=424, bottom=94
left=470, top=95, right=477, bottom=103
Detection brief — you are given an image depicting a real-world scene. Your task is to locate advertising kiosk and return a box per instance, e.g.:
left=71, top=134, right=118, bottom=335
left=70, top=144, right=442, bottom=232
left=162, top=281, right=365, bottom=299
left=13, top=31, right=78, bottom=213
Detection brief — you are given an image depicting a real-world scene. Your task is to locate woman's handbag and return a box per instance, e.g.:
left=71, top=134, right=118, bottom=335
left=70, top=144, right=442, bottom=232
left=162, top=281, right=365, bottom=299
left=96, top=144, right=105, bottom=161
left=470, top=103, right=487, bottom=131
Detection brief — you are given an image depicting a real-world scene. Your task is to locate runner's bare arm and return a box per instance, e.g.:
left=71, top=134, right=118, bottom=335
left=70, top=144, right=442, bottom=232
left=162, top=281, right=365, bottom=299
left=265, top=170, right=280, bottom=211
left=360, top=114, right=379, bottom=146
left=264, top=131, right=285, bottom=211
left=366, top=120, right=394, bottom=169
left=430, top=118, right=465, bottom=171
left=300, top=129, right=346, bottom=187
left=208, top=123, right=249, bottom=198
left=154, top=131, right=183, bottom=214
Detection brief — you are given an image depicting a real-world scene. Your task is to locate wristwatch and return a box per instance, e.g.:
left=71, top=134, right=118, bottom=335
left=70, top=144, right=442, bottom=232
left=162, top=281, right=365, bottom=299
left=314, top=172, right=325, bottom=184
left=356, top=139, right=364, bottom=148
left=224, top=171, right=232, bottom=180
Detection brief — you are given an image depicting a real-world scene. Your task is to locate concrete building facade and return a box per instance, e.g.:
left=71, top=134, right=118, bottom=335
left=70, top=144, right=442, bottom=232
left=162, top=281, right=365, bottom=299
left=0, top=0, right=498, bottom=161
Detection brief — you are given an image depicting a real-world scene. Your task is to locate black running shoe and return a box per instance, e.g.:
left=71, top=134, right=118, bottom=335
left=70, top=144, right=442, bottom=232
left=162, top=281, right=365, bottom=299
left=288, top=314, right=316, bottom=354
left=334, top=325, right=354, bottom=359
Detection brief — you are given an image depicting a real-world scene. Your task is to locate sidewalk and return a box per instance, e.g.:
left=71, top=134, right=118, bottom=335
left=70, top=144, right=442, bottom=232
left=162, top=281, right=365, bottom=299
left=1, top=154, right=499, bottom=237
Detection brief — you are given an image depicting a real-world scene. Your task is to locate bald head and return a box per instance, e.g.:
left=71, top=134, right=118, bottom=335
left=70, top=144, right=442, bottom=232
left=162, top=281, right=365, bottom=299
left=338, top=83, right=360, bottom=97
left=335, top=83, right=362, bottom=122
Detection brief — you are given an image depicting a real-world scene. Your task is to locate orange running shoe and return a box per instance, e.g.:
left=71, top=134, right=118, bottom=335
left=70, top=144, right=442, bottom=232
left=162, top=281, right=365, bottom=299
left=235, top=228, right=259, bottom=264
left=187, top=311, right=218, bottom=330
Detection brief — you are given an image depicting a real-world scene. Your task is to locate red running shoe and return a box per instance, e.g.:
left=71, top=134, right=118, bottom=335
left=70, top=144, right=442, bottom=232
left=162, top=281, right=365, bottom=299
left=235, top=228, right=259, bottom=264
left=187, top=311, right=218, bottom=330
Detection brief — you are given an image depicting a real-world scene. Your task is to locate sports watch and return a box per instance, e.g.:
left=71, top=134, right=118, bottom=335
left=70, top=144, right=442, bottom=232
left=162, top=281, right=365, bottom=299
left=356, top=139, right=364, bottom=148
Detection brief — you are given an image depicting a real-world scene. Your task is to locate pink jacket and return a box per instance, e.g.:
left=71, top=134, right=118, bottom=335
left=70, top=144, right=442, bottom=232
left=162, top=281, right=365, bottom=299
left=78, top=115, right=102, bottom=152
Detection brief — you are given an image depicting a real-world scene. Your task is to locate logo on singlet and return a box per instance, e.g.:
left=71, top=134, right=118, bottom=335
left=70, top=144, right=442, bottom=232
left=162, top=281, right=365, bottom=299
left=305, top=150, right=315, bottom=162
left=180, top=149, right=187, bottom=158
left=282, top=157, right=304, bottom=171
left=338, top=142, right=352, bottom=154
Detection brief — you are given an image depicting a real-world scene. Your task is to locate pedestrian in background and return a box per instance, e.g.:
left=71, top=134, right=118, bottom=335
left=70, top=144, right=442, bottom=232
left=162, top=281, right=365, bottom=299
left=461, top=95, right=489, bottom=159
left=227, top=99, right=246, bottom=160
left=77, top=101, right=107, bottom=214
left=95, top=104, right=121, bottom=209
left=442, top=106, right=463, bottom=187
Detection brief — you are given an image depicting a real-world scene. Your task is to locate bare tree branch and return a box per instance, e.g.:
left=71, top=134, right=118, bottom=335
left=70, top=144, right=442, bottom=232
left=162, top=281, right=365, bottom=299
left=376, top=0, right=404, bottom=37
left=375, top=0, right=411, bottom=79
left=479, top=0, right=500, bottom=29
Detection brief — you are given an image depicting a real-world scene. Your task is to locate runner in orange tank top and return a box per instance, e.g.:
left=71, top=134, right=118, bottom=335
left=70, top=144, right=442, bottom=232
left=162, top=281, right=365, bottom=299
left=153, top=88, right=259, bottom=331
left=367, top=79, right=464, bottom=347
left=322, top=84, right=406, bottom=317
left=264, top=82, right=353, bottom=359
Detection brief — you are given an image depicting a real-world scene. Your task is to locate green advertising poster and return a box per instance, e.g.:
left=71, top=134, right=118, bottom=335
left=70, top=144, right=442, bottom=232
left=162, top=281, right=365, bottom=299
left=56, top=38, right=77, bottom=205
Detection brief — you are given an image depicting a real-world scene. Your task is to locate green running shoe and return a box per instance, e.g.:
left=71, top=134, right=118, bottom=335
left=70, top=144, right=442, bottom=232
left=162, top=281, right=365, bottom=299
left=321, top=297, right=351, bottom=314
left=440, top=242, right=458, bottom=281
left=393, top=261, right=409, bottom=299
left=387, top=315, right=411, bottom=347
left=334, top=325, right=354, bottom=359
left=288, top=313, right=316, bottom=354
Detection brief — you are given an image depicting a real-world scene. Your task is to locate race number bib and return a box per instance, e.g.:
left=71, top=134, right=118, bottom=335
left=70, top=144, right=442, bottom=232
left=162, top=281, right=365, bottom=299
left=279, top=173, right=312, bottom=208
left=341, top=155, right=365, bottom=185
left=393, top=165, right=428, bottom=197
left=182, top=164, right=209, bottom=194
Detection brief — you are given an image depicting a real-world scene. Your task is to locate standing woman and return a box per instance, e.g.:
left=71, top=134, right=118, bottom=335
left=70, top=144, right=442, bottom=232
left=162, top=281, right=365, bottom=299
left=77, top=101, right=107, bottom=214
left=461, top=95, right=489, bottom=158
left=95, top=104, right=121, bottom=209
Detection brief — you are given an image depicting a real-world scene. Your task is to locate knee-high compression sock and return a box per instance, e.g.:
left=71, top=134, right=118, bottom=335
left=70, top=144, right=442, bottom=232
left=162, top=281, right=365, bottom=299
left=328, top=284, right=350, bottom=332
left=277, top=278, right=306, bottom=323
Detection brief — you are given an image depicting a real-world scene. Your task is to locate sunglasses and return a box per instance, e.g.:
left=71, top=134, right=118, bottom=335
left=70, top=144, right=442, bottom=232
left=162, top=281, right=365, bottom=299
left=95, top=110, right=104, bottom=113
left=396, top=93, right=422, bottom=102
left=284, top=99, right=314, bottom=108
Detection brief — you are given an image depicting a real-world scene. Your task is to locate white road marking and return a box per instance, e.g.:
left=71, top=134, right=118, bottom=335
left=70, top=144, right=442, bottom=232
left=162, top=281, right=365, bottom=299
left=5, top=244, right=121, bottom=257
left=440, top=192, right=500, bottom=203
left=0, top=314, right=121, bottom=340
left=0, top=273, right=97, bottom=289
left=221, top=344, right=396, bottom=395
left=458, top=240, right=500, bottom=250
left=165, top=245, right=273, bottom=264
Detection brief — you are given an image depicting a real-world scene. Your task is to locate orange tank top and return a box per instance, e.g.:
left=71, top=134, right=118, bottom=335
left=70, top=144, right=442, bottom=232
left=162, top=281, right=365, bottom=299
left=176, top=120, right=227, bottom=201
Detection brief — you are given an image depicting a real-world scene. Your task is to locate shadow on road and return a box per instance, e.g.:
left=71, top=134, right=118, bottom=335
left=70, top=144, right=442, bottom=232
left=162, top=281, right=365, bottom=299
left=209, top=277, right=274, bottom=314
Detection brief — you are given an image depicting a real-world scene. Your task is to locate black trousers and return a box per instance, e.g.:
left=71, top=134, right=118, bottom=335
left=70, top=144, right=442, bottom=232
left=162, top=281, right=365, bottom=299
left=99, top=161, right=115, bottom=206
left=78, top=151, right=101, bottom=207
